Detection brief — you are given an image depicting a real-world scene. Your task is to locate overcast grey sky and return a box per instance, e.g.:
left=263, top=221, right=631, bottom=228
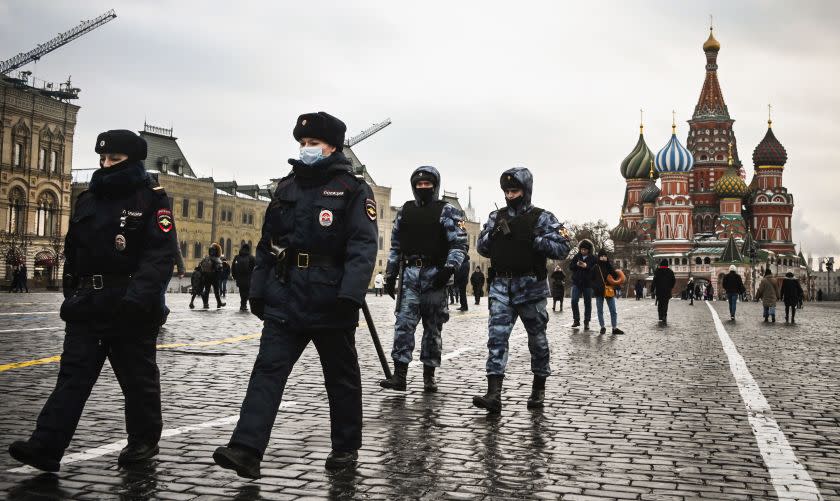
left=2, top=0, right=838, bottom=259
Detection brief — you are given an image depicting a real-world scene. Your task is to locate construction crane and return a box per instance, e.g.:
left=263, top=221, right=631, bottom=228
left=0, top=9, right=117, bottom=75
left=344, top=118, right=391, bottom=147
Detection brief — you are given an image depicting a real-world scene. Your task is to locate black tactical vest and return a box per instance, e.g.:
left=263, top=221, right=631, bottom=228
left=399, top=200, right=448, bottom=265
left=490, top=207, right=547, bottom=279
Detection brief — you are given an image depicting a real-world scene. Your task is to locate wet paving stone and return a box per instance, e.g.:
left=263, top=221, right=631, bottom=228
left=1, top=293, right=839, bottom=499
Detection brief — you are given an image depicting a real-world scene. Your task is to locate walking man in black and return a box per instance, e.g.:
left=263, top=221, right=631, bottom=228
left=652, top=259, right=676, bottom=325
left=231, top=243, right=256, bottom=311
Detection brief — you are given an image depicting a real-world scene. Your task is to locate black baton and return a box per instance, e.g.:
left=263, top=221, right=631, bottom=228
left=361, top=300, right=392, bottom=379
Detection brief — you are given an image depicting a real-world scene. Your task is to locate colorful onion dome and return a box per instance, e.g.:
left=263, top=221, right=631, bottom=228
left=715, top=169, right=748, bottom=198
left=655, top=123, right=695, bottom=173
left=620, top=126, right=655, bottom=179
left=703, top=28, right=720, bottom=52
left=640, top=180, right=661, bottom=203
left=610, top=222, right=636, bottom=243
left=752, top=121, right=787, bottom=167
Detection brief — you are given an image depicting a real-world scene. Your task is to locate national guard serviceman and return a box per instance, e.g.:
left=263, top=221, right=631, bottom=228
left=379, top=166, right=468, bottom=392
left=8, top=130, right=178, bottom=471
left=473, top=167, right=571, bottom=414
left=213, top=112, right=378, bottom=478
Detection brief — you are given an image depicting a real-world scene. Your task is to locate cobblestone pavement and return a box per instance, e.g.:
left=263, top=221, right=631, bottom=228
left=0, top=292, right=838, bottom=500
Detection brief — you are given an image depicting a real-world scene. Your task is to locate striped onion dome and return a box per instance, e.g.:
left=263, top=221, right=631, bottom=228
left=620, top=127, right=656, bottom=179
left=610, top=222, right=636, bottom=243
left=640, top=180, right=661, bottom=203
left=714, top=168, right=748, bottom=198
left=655, top=130, right=695, bottom=173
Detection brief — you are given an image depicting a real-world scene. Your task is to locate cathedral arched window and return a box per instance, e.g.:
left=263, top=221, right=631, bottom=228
left=7, top=187, right=26, bottom=234
left=35, top=191, right=59, bottom=237
left=704, top=257, right=711, bottom=265
left=695, top=257, right=702, bottom=265
left=226, top=239, right=232, bottom=258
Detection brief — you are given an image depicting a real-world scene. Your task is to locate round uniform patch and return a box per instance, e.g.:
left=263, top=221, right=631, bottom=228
left=319, top=209, right=333, bottom=227
left=115, top=234, right=126, bottom=251
left=99, top=140, right=105, bottom=147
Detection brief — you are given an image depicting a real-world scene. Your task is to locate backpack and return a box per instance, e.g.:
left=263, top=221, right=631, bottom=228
left=200, top=256, right=215, bottom=273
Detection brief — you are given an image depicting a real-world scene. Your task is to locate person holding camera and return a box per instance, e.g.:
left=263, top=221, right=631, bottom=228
left=472, top=167, right=571, bottom=414
left=569, top=239, right=597, bottom=330
left=379, top=166, right=468, bottom=393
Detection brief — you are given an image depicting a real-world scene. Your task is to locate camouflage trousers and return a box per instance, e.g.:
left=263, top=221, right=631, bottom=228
left=485, top=296, right=550, bottom=377
left=391, top=285, right=450, bottom=367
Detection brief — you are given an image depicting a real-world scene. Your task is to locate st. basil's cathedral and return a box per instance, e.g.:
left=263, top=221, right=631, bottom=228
left=611, top=26, right=806, bottom=296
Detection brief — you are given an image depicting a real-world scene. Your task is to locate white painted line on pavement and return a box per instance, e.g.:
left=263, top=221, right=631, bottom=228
left=706, top=302, right=823, bottom=501
left=0, top=327, right=60, bottom=334
left=8, top=401, right=298, bottom=474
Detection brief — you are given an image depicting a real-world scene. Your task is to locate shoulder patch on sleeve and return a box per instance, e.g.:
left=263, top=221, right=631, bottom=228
left=558, top=225, right=571, bottom=239
left=457, top=220, right=467, bottom=231
left=156, top=208, right=174, bottom=233
left=365, top=198, right=377, bottom=221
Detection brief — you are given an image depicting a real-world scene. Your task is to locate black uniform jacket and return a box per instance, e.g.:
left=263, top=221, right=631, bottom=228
left=251, top=152, right=378, bottom=329
left=60, top=161, right=178, bottom=331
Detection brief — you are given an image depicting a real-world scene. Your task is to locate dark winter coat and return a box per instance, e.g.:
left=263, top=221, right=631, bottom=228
left=592, top=260, right=618, bottom=297
left=569, top=252, right=597, bottom=289
left=651, top=265, right=676, bottom=299
left=550, top=270, right=566, bottom=298
left=232, top=247, right=256, bottom=287
left=780, top=277, right=803, bottom=306
left=722, top=271, right=746, bottom=295
left=455, top=255, right=470, bottom=287
left=470, top=270, right=485, bottom=297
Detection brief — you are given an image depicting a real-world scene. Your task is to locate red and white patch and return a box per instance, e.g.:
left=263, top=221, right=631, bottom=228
left=319, top=209, right=334, bottom=227
left=365, top=198, right=377, bottom=221
left=156, top=208, right=173, bottom=233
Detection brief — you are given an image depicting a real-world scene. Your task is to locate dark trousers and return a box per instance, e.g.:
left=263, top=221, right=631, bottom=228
left=657, top=296, right=670, bottom=321
left=458, top=284, right=468, bottom=310
left=30, top=329, right=161, bottom=457
left=474, top=293, right=482, bottom=305
left=230, top=321, right=362, bottom=456
left=237, top=281, right=250, bottom=309
left=552, top=287, right=564, bottom=311
left=202, top=276, right=222, bottom=306
left=785, top=304, right=796, bottom=321
left=571, top=285, right=592, bottom=323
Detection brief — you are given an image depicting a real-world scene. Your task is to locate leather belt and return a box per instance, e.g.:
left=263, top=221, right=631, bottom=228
left=494, top=271, right=536, bottom=279
left=403, top=257, right=443, bottom=268
left=77, top=274, right=133, bottom=290
left=291, top=251, right=340, bottom=268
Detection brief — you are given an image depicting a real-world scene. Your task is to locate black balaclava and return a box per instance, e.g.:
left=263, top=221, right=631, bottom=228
left=500, top=172, right=525, bottom=210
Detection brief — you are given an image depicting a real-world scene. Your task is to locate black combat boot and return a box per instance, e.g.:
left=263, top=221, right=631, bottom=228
left=472, top=375, right=503, bottom=413
left=118, top=441, right=159, bottom=465
left=526, top=375, right=547, bottom=409
left=423, top=365, right=438, bottom=393
left=325, top=450, right=358, bottom=470
left=213, top=444, right=261, bottom=479
left=8, top=440, right=61, bottom=472
left=379, top=362, right=408, bottom=391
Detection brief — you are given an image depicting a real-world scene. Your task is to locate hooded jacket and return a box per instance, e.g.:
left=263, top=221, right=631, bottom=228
left=569, top=240, right=597, bottom=288
left=722, top=271, right=745, bottom=294
left=477, top=167, right=571, bottom=304
left=652, top=263, right=676, bottom=298
left=385, top=166, right=468, bottom=292
left=232, top=244, right=256, bottom=285
left=780, top=276, right=803, bottom=306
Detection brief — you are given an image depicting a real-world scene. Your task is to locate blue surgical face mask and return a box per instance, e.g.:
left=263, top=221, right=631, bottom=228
left=299, top=146, right=325, bottom=165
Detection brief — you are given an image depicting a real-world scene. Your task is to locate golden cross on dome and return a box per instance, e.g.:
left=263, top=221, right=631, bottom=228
left=710, top=14, right=714, bottom=31
left=640, top=108, right=644, bottom=133
left=727, top=142, right=734, bottom=166
left=768, top=103, right=773, bottom=127
left=671, top=110, right=676, bottom=133
left=649, top=159, right=655, bottom=179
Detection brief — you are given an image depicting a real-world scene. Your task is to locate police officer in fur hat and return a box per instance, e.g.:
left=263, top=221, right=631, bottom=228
left=213, top=112, right=378, bottom=477
left=8, top=129, right=178, bottom=471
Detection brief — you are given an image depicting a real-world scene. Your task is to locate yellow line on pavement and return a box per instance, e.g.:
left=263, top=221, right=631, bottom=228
left=0, top=333, right=261, bottom=374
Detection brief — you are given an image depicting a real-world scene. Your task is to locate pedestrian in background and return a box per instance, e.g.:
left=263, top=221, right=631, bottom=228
left=220, top=257, right=230, bottom=298
left=373, top=271, right=384, bottom=297
left=592, top=249, right=625, bottom=335
left=722, top=265, right=745, bottom=321
left=634, top=279, right=643, bottom=301
left=780, top=271, right=802, bottom=324
left=231, top=243, right=255, bottom=311
left=455, top=254, right=470, bottom=311
left=19, top=263, right=29, bottom=292
left=705, top=282, right=714, bottom=301
left=685, top=276, right=695, bottom=305
left=755, top=268, right=779, bottom=323
left=199, top=243, right=225, bottom=308
left=8, top=265, right=20, bottom=292
left=8, top=129, right=177, bottom=472
left=652, top=259, right=675, bottom=325
left=569, top=239, right=596, bottom=330
left=213, top=111, right=378, bottom=476
left=550, top=265, right=565, bottom=312
left=470, top=265, right=485, bottom=305
left=189, top=266, right=204, bottom=309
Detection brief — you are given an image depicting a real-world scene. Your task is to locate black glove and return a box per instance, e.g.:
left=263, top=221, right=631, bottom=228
left=249, top=297, right=265, bottom=320
left=62, top=274, right=75, bottom=299
left=336, top=298, right=360, bottom=324
left=432, top=266, right=454, bottom=290
left=384, top=276, right=397, bottom=299
left=116, top=298, right=148, bottom=320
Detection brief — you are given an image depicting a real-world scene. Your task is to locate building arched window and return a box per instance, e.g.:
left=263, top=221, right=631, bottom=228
left=703, top=257, right=711, bottom=264
left=49, top=150, right=58, bottom=173
left=218, top=238, right=226, bottom=257
left=7, top=187, right=26, bottom=234
left=35, top=191, right=59, bottom=237
left=225, top=239, right=232, bottom=258
left=695, top=257, right=702, bottom=265
left=378, top=236, right=383, bottom=250
left=193, top=242, right=202, bottom=259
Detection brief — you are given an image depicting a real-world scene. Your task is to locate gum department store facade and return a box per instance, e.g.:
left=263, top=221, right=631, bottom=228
left=611, top=28, right=811, bottom=297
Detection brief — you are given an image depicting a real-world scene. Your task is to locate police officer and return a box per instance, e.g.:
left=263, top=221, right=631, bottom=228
left=8, top=130, right=177, bottom=471
left=473, top=167, right=571, bottom=413
left=379, top=167, right=468, bottom=393
left=213, top=112, right=377, bottom=478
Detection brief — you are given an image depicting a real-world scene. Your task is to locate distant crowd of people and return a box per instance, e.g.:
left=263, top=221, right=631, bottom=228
left=7, top=264, right=29, bottom=293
